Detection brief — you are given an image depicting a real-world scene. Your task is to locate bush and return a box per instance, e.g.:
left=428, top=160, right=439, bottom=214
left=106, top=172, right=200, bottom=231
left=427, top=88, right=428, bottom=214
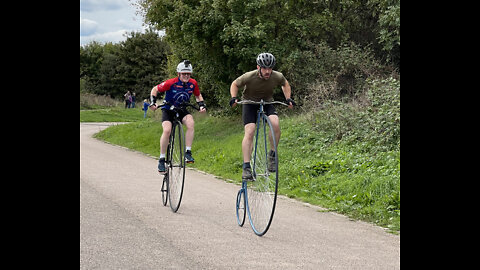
left=287, top=41, right=385, bottom=108
left=365, top=77, right=400, bottom=149
left=80, top=92, right=120, bottom=110
left=308, top=77, right=400, bottom=152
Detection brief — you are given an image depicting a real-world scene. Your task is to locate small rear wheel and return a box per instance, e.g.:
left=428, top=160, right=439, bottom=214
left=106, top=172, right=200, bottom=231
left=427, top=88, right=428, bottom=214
left=236, top=189, right=246, bottom=226
left=161, top=175, right=168, bottom=206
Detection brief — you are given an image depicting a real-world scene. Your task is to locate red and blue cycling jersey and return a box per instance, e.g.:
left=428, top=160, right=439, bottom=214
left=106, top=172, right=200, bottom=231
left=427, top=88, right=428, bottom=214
left=155, top=77, right=200, bottom=109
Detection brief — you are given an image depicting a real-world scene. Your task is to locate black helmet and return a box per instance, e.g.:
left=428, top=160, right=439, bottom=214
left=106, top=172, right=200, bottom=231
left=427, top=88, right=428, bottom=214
left=256, top=53, right=276, bottom=68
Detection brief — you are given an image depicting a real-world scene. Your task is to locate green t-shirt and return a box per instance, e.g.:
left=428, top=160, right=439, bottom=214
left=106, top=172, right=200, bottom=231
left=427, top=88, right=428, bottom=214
left=235, top=70, right=286, bottom=102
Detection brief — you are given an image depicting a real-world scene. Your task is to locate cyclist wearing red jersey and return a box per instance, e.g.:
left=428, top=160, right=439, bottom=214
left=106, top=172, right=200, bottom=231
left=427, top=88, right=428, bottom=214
left=150, top=60, right=206, bottom=173
left=229, top=53, right=295, bottom=180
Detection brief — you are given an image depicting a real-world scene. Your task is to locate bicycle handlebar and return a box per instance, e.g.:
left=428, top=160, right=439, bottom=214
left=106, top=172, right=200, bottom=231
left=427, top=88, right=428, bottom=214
left=155, top=101, right=201, bottom=111
left=236, top=100, right=289, bottom=106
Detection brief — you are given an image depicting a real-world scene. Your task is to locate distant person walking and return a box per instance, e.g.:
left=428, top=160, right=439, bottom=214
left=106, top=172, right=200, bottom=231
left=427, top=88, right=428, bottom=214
left=131, top=92, right=136, bottom=108
left=124, top=91, right=131, bottom=109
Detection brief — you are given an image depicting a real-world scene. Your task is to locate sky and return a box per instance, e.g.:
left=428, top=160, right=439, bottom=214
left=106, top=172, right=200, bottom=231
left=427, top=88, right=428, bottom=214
left=80, top=0, right=155, bottom=46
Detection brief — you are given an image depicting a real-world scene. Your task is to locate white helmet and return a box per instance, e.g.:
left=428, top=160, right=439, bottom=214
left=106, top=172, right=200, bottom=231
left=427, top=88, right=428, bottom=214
left=176, top=60, right=193, bottom=73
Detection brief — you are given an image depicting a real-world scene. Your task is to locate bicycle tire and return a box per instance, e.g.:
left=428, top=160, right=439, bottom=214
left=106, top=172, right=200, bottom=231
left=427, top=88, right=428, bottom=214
left=161, top=174, right=168, bottom=206
left=168, top=121, right=186, bottom=212
left=236, top=188, right=246, bottom=226
left=247, top=113, right=279, bottom=236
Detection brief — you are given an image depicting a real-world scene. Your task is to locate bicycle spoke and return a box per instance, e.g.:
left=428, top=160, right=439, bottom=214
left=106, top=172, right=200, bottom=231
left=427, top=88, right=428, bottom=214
left=168, top=123, right=185, bottom=212
left=247, top=114, right=278, bottom=236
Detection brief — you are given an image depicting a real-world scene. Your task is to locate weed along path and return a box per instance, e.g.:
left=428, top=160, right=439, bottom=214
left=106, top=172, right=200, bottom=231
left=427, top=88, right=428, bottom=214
left=80, top=122, right=400, bottom=269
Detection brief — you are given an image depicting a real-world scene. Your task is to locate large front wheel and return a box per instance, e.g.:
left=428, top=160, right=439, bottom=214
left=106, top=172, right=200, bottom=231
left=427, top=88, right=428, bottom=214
left=168, top=122, right=186, bottom=212
left=247, top=114, right=279, bottom=236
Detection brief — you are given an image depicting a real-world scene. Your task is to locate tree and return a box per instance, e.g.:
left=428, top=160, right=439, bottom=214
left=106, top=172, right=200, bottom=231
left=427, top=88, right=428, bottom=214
left=129, top=0, right=400, bottom=106
left=115, top=29, right=171, bottom=99
left=80, top=41, right=107, bottom=94
left=80, top=29, right=171, bottom=99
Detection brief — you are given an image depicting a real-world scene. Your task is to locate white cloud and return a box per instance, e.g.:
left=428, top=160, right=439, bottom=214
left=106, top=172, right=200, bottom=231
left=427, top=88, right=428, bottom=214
left=80, top=0, right=146, bottom=45
left=81, top=29, right=129, bottom=45
left=80, top=0, right=124, bottom=12
left=80, top=18, right=98, bottom=36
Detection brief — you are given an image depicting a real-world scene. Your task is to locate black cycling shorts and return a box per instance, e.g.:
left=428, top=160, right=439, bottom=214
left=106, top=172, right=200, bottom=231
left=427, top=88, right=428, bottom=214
left=161, top=108, right=190, bottom=123
left=242, top=104, right=277, bottom=125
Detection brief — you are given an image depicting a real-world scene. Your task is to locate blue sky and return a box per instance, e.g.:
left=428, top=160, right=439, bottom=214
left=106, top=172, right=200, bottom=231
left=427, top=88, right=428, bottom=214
left=80, top=0, right=153, bottom=45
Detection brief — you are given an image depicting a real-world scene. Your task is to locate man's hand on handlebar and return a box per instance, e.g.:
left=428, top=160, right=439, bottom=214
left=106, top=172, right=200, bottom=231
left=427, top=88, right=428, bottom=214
left=149, top=103, right=158, bottom=111
left=229, top=97, right=238, bottom=108
left=286, top=98, right=296, bottom=109
left=197, top=101, right=207, bottom=113
left=149, top=95, right=158, bottom=111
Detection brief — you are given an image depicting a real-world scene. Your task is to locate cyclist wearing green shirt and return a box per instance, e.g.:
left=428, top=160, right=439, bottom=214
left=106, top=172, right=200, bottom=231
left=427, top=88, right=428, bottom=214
left=229, top=53, right=295, bottom=180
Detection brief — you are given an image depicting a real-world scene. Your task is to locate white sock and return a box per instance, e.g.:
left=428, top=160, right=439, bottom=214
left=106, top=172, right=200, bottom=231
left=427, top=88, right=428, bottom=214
left=186, top=146, right=192, bottom=152
left=159, top=153, right=166, bottom=159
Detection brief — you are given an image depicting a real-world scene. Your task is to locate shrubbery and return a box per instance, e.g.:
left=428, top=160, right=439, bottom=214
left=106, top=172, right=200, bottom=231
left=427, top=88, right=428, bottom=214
left=135, top=0, right=400, bottom=109
left=80, top=92, right=120, bottom=110
left=306, top=77, right=400, bottom=152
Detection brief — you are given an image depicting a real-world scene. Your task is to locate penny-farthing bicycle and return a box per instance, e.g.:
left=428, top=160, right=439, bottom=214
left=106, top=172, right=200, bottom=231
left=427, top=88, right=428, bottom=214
left=235, top=99, right=288, bottom=236
left=156, top=101, right=199, bottom=213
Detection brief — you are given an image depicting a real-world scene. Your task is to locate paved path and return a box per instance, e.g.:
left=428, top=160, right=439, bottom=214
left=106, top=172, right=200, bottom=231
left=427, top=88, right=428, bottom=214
left=80, top=122, right=400, bottom=269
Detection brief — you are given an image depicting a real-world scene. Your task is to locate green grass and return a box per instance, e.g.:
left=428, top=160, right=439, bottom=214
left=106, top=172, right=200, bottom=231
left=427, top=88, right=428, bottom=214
left=187, top=115, right=245, bottom=182
left=93, top=120, right=161, bottom=156
left=93, top=111, right=399, bottom=232
left=80, top=106, right=151, bottom=122
left=270, top=115, right=399, bottom=232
